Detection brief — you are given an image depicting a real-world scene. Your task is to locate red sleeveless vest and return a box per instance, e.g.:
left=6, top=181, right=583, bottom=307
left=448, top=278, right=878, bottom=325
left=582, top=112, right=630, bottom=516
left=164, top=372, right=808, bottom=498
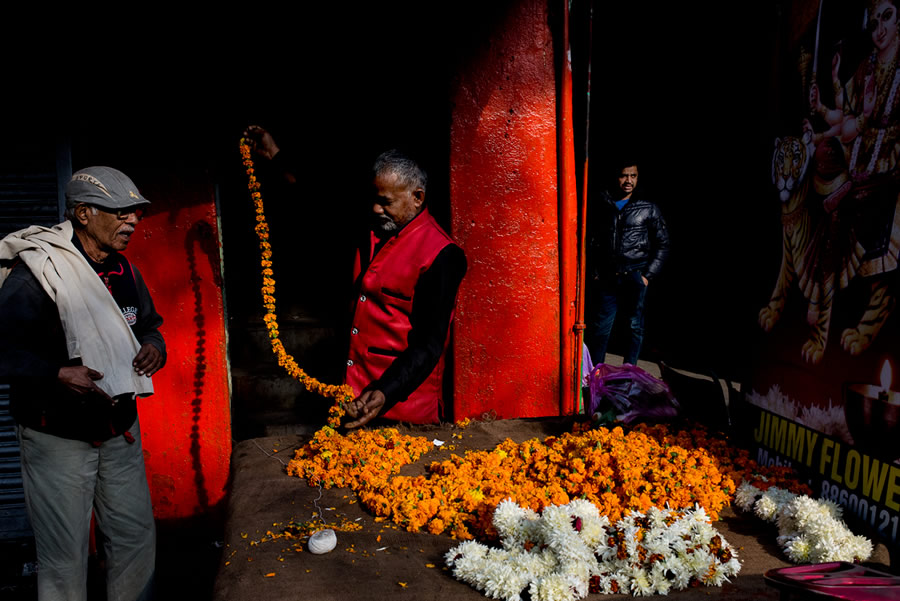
left=345, top=208, right=455, bottom=423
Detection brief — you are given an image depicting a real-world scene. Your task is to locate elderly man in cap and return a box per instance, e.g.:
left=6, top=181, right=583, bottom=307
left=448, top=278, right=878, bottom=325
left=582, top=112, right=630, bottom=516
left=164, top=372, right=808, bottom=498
left=0, top=166, right=165, bottom=601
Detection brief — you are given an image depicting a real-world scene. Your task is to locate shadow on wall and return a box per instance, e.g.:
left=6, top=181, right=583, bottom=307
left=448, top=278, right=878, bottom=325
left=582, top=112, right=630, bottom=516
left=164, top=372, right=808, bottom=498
left=185, top=220, right=223, bottom=513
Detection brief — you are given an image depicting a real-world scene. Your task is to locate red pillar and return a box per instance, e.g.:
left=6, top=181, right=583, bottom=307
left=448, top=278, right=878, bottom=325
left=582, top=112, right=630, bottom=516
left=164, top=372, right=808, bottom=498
left=558, top=0, right=580, bottom=415
left=450, top=0, right=569, bottom=419
left=127, top=170, right=231, bottom=520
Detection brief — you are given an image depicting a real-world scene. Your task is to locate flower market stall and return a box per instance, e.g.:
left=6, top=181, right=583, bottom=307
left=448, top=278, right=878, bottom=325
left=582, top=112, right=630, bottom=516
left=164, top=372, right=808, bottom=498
left=218, top=137, right=895, bottom=601
left=211, top=416, right=891, bottom=600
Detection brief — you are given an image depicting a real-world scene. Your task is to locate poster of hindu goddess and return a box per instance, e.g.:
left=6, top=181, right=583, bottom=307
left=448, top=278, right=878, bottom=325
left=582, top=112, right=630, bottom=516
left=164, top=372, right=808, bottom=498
left=749, top=0, right=900, bottom=471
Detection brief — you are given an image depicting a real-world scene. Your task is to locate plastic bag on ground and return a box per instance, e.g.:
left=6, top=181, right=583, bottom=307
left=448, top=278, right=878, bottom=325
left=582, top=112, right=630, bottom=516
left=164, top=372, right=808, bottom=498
left=588, top=362, right=680, bottom=425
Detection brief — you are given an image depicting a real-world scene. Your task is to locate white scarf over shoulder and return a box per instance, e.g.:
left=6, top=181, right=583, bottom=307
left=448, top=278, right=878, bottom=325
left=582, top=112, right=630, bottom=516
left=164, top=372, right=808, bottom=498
left=0, top=221, right=153, bottom=398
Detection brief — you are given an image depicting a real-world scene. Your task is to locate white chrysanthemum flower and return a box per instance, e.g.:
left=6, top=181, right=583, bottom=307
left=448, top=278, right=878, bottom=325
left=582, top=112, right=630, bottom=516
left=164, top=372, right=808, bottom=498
left=540, top=505, right=575, bottom=537
left=446, top=539, right=489, bottom=568
left=565, top=570, right=590, bottom=599
left=480, top=551, right=533, bottom=601
left=820, top=498, right=843, bottom=520
left=754, top=486, right=796, bottom=525
left=621, top=524, right=642, bottom=557
left=597, top=544, right=618, bottom=563
left=684, top=547, right=714, bottom=577
left=734, top=481, right=762, bottom=510
left=494, top=498, right=539, bottom=550
left=782, top=496, right=825, bottom=533
left=642, top=529, right=672, bottom=557
left=628, top=566, right=654, bottom=597
left=594, top=574, right=615, bottom=595
left=533, top=547, right=561, bottom=574
left=671, top=538, right=691, bottom=557
left=812, top=539, right=838, bottom=564
left=529, top=572, right=576, bottom=601
left=585, top=527, right=610, bottom=556
left=645, top=505, right=670, bottom=529
left=739, top=485, right=873, bottom=565
left=609, top=569, right=633, bottom=595
left=666, top=554, right=692, bottom=589
left=449, top=500, right=741, bottom=600
left=557, top=552, right=595, bottom=587
left=618, top=513, right=637, bottom=531
left=478, top=556, right=517, bottom=598
left=748, top=385, right=801, bottom=421
left=541, top=512, right=593, bottom=569
left=754, top=495, right=781, bottom=521
left=702, top=561, right=732, bottom=587
left=648, top=562, right=673, bottom=595
left=667, top=522, right=690, bottom=555
left=688, top=504, right=710, bottom=523
left=567, top=498, right=608, bottom=550
left=493, top=498, right=524, bottom=532
left=775, top=533, right=794, bottom=549
left=846, top=535, right=874, bottom=562
left=451, top=551, right=493, bottom=587
left=769, top=487, right=798, bottom=509
left=565, top=498, right=596, bottom=517
left=688, top=518, right=717, bottom=546
left=725, top=555, right=742, bottom=577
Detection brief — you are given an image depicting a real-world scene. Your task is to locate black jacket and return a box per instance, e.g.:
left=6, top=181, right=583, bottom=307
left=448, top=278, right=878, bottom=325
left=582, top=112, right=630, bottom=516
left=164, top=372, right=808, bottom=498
left=0, top=249, right=165, bottom=442
left=587, top=192, right=670, bottom=281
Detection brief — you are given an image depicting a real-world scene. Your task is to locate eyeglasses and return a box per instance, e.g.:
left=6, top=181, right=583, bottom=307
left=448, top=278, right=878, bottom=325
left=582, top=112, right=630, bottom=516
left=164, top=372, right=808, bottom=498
left=83, top=204, right=145, bottom=221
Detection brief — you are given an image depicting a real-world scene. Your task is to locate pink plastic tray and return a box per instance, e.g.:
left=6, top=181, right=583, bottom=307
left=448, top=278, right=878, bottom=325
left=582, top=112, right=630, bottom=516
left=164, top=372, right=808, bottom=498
left=764, top=562, right=900, bottom=600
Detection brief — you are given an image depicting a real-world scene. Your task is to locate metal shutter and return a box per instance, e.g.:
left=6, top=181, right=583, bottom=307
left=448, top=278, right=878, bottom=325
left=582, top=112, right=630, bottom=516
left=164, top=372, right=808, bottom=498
left=0, top=140, right=68, bottom=239
left=0, top=384, right=29, bottom=539
left=0, top=138, right=70, bottom=539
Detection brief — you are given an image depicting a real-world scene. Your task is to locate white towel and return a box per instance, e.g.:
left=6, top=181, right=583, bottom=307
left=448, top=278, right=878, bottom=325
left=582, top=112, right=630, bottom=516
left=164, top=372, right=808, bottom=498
left=0, top=221, right=153, bottom=398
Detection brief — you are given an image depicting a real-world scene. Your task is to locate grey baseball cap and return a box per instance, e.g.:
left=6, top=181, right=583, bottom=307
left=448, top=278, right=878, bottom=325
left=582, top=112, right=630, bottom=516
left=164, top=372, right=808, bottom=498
left=65, top=166, right=151, bottom=210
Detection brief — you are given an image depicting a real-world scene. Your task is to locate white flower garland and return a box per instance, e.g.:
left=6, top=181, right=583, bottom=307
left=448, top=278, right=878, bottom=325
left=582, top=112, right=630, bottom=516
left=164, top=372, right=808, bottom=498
left=734, top=480, right=873, bottom=564
left=445, top=499, right=740, bottom=600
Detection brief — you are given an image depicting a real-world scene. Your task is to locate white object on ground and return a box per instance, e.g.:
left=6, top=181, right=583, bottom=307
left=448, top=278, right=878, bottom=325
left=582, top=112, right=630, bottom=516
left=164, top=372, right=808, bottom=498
left=308, top=529, right=337, bottom=554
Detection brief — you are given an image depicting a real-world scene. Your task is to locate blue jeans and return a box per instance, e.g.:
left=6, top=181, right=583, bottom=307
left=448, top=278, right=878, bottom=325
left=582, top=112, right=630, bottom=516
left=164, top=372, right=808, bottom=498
left=587, top=271, right=647, bottom=366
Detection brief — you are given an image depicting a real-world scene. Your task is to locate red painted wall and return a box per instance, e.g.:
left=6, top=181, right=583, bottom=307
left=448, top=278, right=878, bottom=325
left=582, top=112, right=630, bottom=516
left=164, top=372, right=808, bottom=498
left=127, top=170, right=231, bottom=520
left=450, top=0, right=562, bottom=419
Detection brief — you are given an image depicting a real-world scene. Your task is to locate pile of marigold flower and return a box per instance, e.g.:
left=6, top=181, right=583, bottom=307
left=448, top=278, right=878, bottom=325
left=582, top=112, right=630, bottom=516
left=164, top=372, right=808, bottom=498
left=286, top=421, right=810, bottom=541
left=630, top=423, right=813, bottom=498
left=285, top=426, right=433, bottom=489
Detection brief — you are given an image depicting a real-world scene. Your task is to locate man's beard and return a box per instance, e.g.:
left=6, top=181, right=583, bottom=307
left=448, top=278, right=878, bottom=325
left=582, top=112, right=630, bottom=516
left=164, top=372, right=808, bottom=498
left=373, top=215, right=399, bottom=237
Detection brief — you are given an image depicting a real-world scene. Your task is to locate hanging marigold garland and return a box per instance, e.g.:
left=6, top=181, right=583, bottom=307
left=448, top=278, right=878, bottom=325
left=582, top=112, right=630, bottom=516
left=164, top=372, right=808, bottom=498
left=239, top=139, right=351, bottom=427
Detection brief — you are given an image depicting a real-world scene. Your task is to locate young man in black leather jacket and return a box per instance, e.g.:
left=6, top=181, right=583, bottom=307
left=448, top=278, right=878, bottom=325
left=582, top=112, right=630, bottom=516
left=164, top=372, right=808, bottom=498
left=586, top=161, right=670, bottom=366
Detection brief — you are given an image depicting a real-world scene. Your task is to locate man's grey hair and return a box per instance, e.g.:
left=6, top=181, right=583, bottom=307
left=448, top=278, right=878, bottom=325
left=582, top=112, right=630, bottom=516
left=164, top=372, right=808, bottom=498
left=64, top=204, right=98, bottom=223
left=373, top=149, right=427, bottom=193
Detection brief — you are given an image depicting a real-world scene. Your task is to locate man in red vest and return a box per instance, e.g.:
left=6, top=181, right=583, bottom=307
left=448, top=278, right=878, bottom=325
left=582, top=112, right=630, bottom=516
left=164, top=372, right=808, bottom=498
left=242, top=127, right=466, bottom=427
left=342, top=150, right=467, bottom=427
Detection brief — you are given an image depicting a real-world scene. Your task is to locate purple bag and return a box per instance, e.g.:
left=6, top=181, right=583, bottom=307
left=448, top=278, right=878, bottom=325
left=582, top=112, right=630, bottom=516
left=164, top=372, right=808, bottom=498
left=588, top=363, right=679, bottom=425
